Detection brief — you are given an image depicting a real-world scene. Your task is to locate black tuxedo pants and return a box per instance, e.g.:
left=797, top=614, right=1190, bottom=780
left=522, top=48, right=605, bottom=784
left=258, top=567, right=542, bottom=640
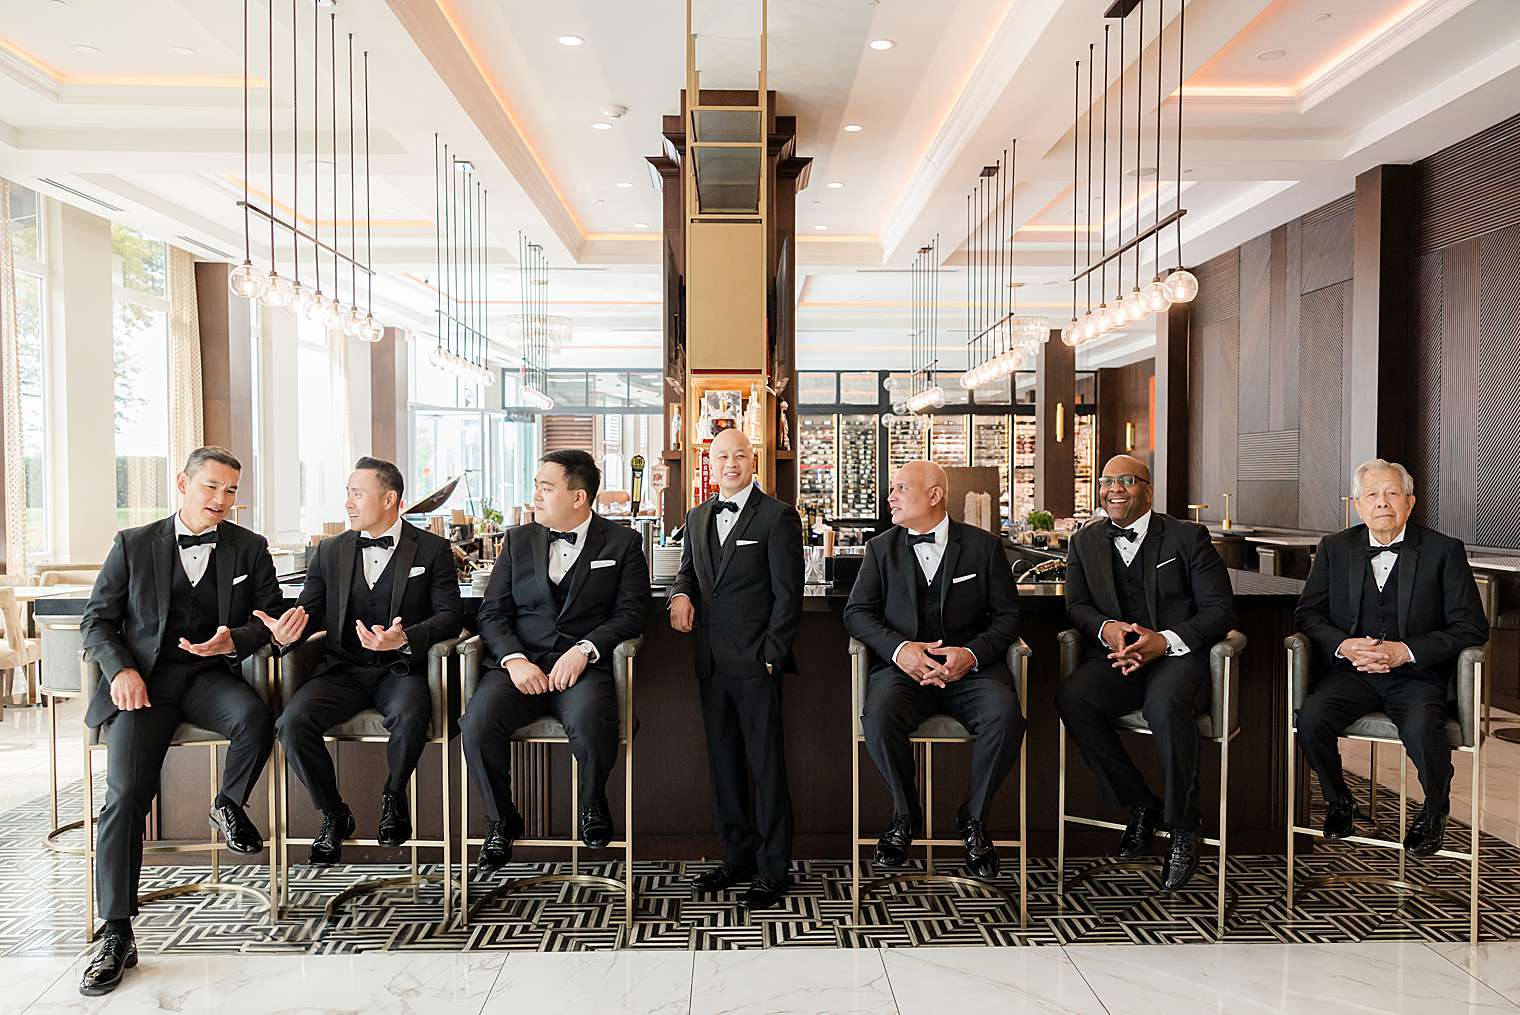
left=274, top=663, right=432, bottom=813
left=459, top=666, right=619, bottom=823
left=1296, top=665, right=1455, bottom=815
left=96, top=663, right=273, bottom=921
left=861, top=668, right=1024, bottom=830
left=698, top=664, right=793, bottom=880
left=1056, top=654, right=1208, bottom=830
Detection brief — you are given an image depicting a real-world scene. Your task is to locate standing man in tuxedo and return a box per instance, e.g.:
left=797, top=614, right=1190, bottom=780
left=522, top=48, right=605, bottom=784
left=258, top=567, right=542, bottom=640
left=844, top=459, right=1023, bottom=879
left=1295, top=459, right=1488, bottom=857
left=78, top=447, right=282, bottom=996
left=267, top=457, right=462, bottom=864
left=461, top=449, right=648, bottom=871
left=1057, top=454, right=1235, bottom=890
left=669, top=428, right=802, bottom=909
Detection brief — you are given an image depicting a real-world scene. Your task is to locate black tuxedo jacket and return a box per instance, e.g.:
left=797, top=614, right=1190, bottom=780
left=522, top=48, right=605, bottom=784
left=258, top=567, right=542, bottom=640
left=1295, top=523, right=1488, bottom=682
left=844, top=519, right=1021, bottom=683
left=478, top=513, right=648, bottom=671
left=669, top=486, right=804, bottom=678
left=81, top=516, right=282, bottom=727
left=290, top=521, right=463, bottom=676
left=1064, top=512, right=1235, bottom=661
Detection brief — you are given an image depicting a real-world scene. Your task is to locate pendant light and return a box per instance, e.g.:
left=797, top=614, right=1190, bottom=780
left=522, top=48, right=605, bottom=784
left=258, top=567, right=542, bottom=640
left=1079, top=44, right=1098, bottom=344
left=360, top=49, right=383, bottom=342
left=1163, top=0, right=1198, bottom=303
left=229, top=0, right=268, bottom=301
left=1142, top=0, right=1175, bottom=314
left=1061, top=60, right=1080, bottom=347
left=1120, top=3, right=1147, bottom=322
left=1091, top=25, right=1113, bottom=336
left=342, top=34, right=365, bottom=337
left=260, top=0, right=292, bottom=308
left=287, top=0, right=312, bottom=315
left=321, top=13, right=346, bottom=329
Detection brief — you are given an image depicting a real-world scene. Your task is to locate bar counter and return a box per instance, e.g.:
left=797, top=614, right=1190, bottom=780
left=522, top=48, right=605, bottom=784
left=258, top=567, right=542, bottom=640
left=38, top=569, right=1308, bottom=863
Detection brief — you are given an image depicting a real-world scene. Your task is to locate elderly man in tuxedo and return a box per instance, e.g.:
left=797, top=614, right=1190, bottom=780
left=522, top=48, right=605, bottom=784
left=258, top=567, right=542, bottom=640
left=1057, top=454, right=1235, bottom=891
left=844, top=459, right=1024, bottom=879
left=1295, top=459, right=1488, bottom=857
left=78, top=446, right=282, bottom=995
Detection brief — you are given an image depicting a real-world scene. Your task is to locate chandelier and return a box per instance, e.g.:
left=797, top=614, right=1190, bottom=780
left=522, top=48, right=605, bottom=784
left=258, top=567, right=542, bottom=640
left=510, top=234, right=556, bottom=411
left=428, top=137, right=495, bottom=386
left=900, top=237, right=946, bottom=415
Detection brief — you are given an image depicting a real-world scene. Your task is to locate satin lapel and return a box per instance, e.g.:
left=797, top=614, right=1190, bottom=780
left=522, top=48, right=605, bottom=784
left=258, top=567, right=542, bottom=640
left=1396, top=527, right=1421, bottom=639
left=153, top=517, right=176, bottom=644
left=214, top=526, right=235, bottom=627
left=894, top=529, right=920, bottom=622
left=389, top=523, right=419, bottom=622
left=530, top=524, right=554, bottom=609
left=694, top=500, right=717, bottom=590
left=1089, top=525, right=1120, bottom=619
left=1141, top=515, right=1164, bottom=627
left=558, top=517, right=606, bottom=620
left=714, top=489, right=762, bottom=586
left=334, top=532, right=357, bottom=637
left=938, top=522, right=963, bottom=612
left=1346, top=534, right=1370, bottom=632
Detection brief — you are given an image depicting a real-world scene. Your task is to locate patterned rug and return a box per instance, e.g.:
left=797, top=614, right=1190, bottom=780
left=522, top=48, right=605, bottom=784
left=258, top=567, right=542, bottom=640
left=3, top=776, right=1517, bottom=956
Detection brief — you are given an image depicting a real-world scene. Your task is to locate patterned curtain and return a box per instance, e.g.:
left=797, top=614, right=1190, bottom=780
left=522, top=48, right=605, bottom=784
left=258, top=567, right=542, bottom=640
left=166, top=246, right=203, bottom=471
left=0, top=181, right=26, bottom=576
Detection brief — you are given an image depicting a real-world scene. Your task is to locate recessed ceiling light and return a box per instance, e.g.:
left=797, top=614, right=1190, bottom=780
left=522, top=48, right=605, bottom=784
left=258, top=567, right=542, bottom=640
left=616, top=181, right=634, bottom=189
left=558, top=35, right=585, bottom=46
left=1313, top=12, right=1332, bottom=21
left=1257, top=49, right=1287, bottom=61
left=869, top=39, right=895, bottom=51
left=169, top=46, right=197, bottom=57
left=591, top=121, right=613, bottom=131
left=71, top=44, right=101, bottom=55
left=633, top=222, right=649, bottom=229
left=843, top=123, right=864, bottom=133
left=813, top=224, right=829, bottom=231
left=827, top=181, right=845, bottom=189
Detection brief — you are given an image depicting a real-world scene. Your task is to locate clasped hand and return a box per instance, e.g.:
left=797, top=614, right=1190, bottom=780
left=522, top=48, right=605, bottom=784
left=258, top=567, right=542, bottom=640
left=508, top=648, right=587, bottom=695
left=1337, top=637, right=1411, bottom=673
left=1104, top=621, right=1168, bottom=676
left=897, top=639, right=976, bottom=688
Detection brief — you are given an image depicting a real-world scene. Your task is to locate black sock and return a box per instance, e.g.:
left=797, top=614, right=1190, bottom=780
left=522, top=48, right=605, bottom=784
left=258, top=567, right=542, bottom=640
left=104, top=918, right=132, bottom=939
left=323, top=802, right=351, bottom=820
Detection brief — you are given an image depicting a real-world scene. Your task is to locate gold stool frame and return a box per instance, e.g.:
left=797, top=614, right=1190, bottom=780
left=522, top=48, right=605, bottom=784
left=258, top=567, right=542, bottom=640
left=848, top=638, right=1030, bottom=927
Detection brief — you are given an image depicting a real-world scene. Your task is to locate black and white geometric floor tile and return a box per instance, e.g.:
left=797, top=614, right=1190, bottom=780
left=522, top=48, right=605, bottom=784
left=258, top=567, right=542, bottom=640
left=2, top=776, right=1516, bottom=956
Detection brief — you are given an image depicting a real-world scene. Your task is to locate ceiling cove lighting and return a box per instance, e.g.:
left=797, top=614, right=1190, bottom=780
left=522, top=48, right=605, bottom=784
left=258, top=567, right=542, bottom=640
left=558, top=35, right=585, bottom=46
left=869, top=39, right=895, bottom=51
left=842, top=123, right=863, bottom=132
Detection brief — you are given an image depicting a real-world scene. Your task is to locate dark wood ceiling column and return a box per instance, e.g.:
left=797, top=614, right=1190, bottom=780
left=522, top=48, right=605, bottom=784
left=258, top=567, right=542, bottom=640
left=1349, top=163, right=1416, bottom=468
left=1035, top=330, right=1075, bottom=517
left=1153, top=300, right=1190, bottom=515
left=371, top=326, right=409, bottom=470
left=194, top=262, right=256, bottom=513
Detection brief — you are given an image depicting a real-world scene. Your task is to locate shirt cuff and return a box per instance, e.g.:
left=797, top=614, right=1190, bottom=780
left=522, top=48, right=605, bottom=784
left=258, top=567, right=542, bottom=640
left=575, top=639, right=600, bottom=664
left=1098, top=619, right=1117, bottom=648
left=891, top=641, right=908, bottom=666
left=967, top=648, right=979, bottom=672
left=501, top=653, right=526, bottom=668
left=668, top=593, right=691, bottom=611
left=1160, top=630, right=1190, bottom=657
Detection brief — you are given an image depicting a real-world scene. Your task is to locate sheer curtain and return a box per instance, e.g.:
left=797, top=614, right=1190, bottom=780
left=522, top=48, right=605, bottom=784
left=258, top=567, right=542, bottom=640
left=0, top=182, right=25, bottom=576
left=166, top=246, right=203, bottom=472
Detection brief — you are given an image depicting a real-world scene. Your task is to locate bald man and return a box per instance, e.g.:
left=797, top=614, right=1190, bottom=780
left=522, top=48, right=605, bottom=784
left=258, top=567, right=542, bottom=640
left=669, top=428, right=802, bottom=910
left=844, top=460, right=1024, bottom=879
left=1057, top=455, right=1234, bottom=890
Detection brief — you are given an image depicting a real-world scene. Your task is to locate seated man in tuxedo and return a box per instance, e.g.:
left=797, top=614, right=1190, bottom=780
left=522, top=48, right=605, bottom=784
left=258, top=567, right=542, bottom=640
left=79, top=446, right=282, bottom=996
left=1057, top=454, right=1234, bottom=891
left=461, top=449, right=648, bottom=870
left=1295, top=458, right=1488, bottom=857
left=669, top=427, right=803, bottom=910
left=844, top=459, right=1023, bottom=879
left=267, top=457, right=462, bottom=864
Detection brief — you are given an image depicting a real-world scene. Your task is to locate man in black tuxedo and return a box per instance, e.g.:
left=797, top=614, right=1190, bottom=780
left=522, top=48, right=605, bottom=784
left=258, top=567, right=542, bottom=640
left=266, top=457, right=462, bottom=864
left=461, top=449, right=648, bottom=870
left=78, top=447, right=281, bottom=996
left=844, top=459, right=1023, bottom=879
left=1295, top=459, right=1488, bottom=857
left=669, top=428, right=802, bottom=909
left=1057, top=454, right=1235, bottom=890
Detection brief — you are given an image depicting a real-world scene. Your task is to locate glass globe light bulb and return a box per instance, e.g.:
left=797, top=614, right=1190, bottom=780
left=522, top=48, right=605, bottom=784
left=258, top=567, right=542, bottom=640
left=260, top=271, right=293, bottom=308
left=228, top=260, right=268, bottom=300
left=289, top=282, right=314, bottom=316
left=1165, top=268, right=1200, bottom=303
left=1141, top=278, right=1173, bottom=312
left=322, top=297, right=346, bottom=328
left=362, top=314, right=384, bottom=343
left=342, top=306, right=365, bottom=338
left=428, top=345, right=444, bottom=367
left=1092, top=303, right=1112, bottom=333
left=303, top=290, right=328, bottom=322
left=1123, top=286, right=1146, bottom=320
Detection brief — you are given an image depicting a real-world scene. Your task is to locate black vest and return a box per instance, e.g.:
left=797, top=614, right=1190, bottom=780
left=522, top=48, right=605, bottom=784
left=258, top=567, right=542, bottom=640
left=1354, top=556, right=1401, bottom=642
left=913, top=561, right=945, bottom=643
left=1112, top=542, right=1154, bottom=629
left=166, top=552, right=220, bottom=663
left=338, top=549, right=399, bottom=666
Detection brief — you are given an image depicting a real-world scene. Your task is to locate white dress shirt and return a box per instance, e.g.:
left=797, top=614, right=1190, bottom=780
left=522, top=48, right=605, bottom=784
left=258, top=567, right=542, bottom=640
left=1099, top=511, right=1190, bottom=658
left=891, top=515, right=978, bottom=671
left=1368, top=526, right=1407, bottom=592
left=173, top=513, right=218, bottom=587
left=712, top=482, right=754, bottom=546
left=502, top=513, right=599, bottom=669
left=359, top=516, right=405, bottom=589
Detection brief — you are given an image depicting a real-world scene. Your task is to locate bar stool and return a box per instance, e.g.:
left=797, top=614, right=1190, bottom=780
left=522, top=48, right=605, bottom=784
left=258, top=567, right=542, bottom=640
left=79, top=644, right=279, bottom=940
left=456, top=634, right=641, bottom=928
left=1285, top=634, right=1485, bottom=942
left=274, top=631, right=465, bottom=922
left=848, top=637, right=1031, bottom=927
left=1056, top=628, right=1245, bottom=935
left=38, top=613, right=88, bottom=854
left=0, top=587, right=43, bottom=709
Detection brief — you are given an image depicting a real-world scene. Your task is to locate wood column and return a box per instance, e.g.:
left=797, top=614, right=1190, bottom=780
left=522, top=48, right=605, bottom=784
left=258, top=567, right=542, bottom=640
left=1097, top=359, right=1155, bottom=470
left=1035, top=330, right=1075, bottom=517
left=370, top=326, right=409, bottom=469
left=194, top=263, right=256, bottom=510
left=1349, top=164, right=1416, bottom=467
left=1153, top=300, right=1191, bottom=514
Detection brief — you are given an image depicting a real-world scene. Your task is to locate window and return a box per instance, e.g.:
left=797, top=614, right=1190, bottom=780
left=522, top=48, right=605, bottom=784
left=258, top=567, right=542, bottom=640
left=12, top=184, right=48, bottom=558
left=111, top=225, right=172, bottom=528
left=9, top=182, right=40, bottom=261
left=413, top=409, right=483, bottom=514
left=297, top=316, right=345, bottom=533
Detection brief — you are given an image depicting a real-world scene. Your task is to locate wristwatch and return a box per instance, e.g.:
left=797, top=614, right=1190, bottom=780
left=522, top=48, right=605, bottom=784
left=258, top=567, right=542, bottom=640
left=573, top=641, right=596, bottom=659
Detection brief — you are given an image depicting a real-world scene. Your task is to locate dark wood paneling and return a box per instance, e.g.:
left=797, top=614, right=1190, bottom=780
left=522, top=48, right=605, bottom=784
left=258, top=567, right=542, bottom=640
left=1189, top=318, right=1238, bottom=524
left=1301, top=193, right=1355, bottom=227
left=1438, top=240, right=1479, bottom=541
left=1035, top=336, right=1076, bottom=516
left=1416, top=110, right=1520, bottom=254
left=1238, top=233, right=1272, bottom=434
left=1153, top=301, right=1191, bottom=515
left=1351, top=165, right=1416, bottom=467
left=1410, top=252, right=1443, bottom=529
left=1269, top=225, right=1297, bottom=432
left=1475, top=222, right=1520, bottom=548
left=1300, top=209, right=1354, bottom=294
left=1298, top=282, right=1347, bottom=532
left=1238, top=480, right=1298, bottom=528
left=1193, top=249, right=1239, bottom=329
left=1097, top=360, right=1155, bottom=468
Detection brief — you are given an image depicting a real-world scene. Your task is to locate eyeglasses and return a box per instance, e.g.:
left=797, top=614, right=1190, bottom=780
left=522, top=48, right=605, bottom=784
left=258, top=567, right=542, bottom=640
left=1098, top=474, right=1150, bottom=489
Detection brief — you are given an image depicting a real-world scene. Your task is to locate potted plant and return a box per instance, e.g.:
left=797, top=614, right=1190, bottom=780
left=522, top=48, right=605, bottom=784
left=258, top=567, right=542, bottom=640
left=1026, top=509, right=1055, bottom=547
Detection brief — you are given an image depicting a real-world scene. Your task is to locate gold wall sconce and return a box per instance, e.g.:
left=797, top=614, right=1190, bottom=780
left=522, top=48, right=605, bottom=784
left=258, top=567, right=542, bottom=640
left=1123, top=420, right=1136, bottom=451
left=1056, top=402, right=1065, bottom=443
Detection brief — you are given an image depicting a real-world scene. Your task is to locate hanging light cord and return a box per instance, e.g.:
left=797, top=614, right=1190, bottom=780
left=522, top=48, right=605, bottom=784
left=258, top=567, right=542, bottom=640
left=241, top=0, right=250, bottom=264
left=364, top=50, right=372, bottom=318
left=291, top=0, right=299, bottom=289
left=1174, top=0, right=1186, bottom=271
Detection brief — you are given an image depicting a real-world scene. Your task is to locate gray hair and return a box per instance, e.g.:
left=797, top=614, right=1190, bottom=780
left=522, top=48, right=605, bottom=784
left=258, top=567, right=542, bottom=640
left=1352, top=458, right=1414, bottom=498
left=183, top=445, right=242, bottom=476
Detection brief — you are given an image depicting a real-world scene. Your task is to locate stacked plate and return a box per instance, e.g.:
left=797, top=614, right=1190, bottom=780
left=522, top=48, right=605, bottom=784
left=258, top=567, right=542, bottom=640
left=470, top=567, right=493, bottom=594
left=650, top=544, right=684, bottom=585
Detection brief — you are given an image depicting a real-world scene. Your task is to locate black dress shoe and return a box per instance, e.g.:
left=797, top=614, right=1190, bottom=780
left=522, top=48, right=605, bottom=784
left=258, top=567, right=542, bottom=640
left=1117, top=804, right=1160, bottom=859
left=208, top=795, right=262, bottom=855
left=741, top=873, right=791, bottom=911
left=959, top=817, right=1000, bottom=880
left=377, top=790, right=412, bottom=848
left=79, top=929, right=137, bottom=996
left=874, top=813, right=915, bottom=868
left=1405, top=808, right=1448, bottom=858
left=476, top=809, right=525, bottom=876
left=1161, top=829, right=1200, bottom=891
left=689, top=862, right=755, bottom=894
left=580, top=799, right=613, bottom=849
left=1322, top=796, right=1356, bottom=840
left=308, top=806, right=356, bottom=866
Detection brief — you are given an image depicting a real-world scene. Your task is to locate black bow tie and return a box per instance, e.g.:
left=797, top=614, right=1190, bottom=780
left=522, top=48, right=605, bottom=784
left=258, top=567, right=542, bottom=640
left=906, top=532, right=937, bottom=547
left=1369, top=541, right=1403, bottom=556
left=356, top=535, right=394, bottom=551
left=548, top=529, right=579, bottom=545
left=177, top=531, right=217, bottom=549
left=715, top=500, right=740, bottom=514
left=1108, top=524, right=1138, bottom=542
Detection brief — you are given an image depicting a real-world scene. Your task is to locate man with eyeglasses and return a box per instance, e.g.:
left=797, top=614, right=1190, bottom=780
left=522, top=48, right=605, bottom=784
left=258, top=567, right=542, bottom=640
left=1057, top=455, right=1234, bottom=890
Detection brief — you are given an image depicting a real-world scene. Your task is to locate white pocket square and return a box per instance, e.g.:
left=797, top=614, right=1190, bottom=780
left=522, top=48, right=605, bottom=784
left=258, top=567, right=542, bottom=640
left=408, top=566, right=427, bottom=577
left=589, top=559, right=617, bottom=570
left=737, top=539, right=759, bottom=546
left=952, top=573, right=977, bottom=584
left=1157, top=558, right=1177, bottom=570
left=232, top=574, right=248, bottom=586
